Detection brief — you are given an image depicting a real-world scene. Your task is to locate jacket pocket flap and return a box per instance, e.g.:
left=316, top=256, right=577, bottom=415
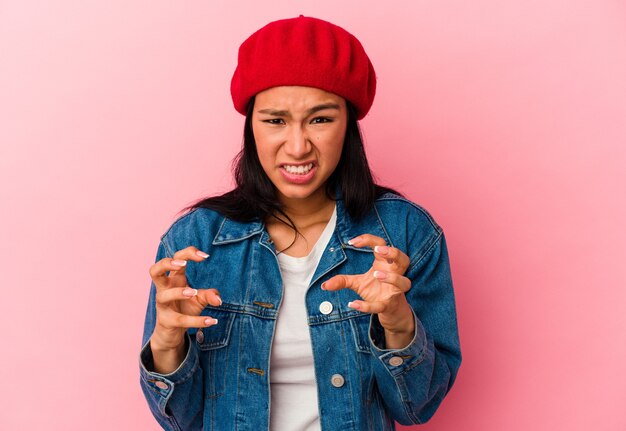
left=188, top=307, right=235, bottom=350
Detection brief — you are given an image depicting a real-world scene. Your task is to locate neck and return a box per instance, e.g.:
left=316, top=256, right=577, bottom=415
left=274, top=187, right=335, bottom=228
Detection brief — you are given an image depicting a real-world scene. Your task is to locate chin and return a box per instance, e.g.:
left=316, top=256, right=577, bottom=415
left=276, top=183, right=325, bottom=202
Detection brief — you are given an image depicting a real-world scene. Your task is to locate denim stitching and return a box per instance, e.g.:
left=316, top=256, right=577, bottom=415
left=161, top=238, right=173, bottom=259
left=376, top=194, right=442, bottom=233
left=339, top=318, right=357, bottom=431
left=372, top=203, right=395, bottom=248
left=408, top=230, right=443, bottom=274
left=159, top=207, right=201, bottom=240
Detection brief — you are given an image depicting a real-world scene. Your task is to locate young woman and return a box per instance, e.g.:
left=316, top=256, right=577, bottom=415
left=139, top=15, right=461, bottom=431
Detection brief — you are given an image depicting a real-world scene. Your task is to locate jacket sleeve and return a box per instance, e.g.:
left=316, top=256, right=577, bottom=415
left=367, top=230, right=462, bottom=425
left=138, top=240, right=205, bottom=431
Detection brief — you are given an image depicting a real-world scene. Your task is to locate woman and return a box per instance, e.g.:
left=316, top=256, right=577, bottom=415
left=139, top=15, right=461, bottom=431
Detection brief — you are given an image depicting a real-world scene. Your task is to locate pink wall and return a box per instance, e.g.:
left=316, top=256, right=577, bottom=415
left=1, top=1, right=624, bottom=429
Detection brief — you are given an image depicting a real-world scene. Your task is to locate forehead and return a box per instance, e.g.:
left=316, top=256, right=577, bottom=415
left=254, top=86, right=345, bottom=110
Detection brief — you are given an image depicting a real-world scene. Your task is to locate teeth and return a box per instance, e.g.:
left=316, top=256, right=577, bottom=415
left=284, top=163, right=313, bottom=175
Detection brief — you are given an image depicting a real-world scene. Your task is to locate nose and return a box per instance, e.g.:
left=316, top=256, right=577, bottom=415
left=283, top=125, right=311, bottom=159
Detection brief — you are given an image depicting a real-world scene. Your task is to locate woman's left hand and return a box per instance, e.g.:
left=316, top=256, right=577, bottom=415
left=322, top=234, right=415, bottom=340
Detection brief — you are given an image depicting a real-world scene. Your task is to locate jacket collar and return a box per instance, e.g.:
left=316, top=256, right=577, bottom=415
left=212, top=191, right=392, bottom=247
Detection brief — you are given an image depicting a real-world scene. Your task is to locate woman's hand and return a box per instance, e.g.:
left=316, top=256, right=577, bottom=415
left=322, top=235, right=415, bottom=348
left=148, top=246, right=222, bottom=352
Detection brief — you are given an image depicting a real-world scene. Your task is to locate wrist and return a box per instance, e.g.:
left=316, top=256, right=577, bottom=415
left=149, top=334, right=189, bottom=375
left=378, top=296, right=414, bottom=334
left=150, top=326, right=186, bottom=352
left=381, top=307, right=415, bottom=350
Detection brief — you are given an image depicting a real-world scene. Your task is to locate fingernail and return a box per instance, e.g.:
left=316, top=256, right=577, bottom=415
left=321, top=282, right=326, bottom=290
left=348, top=237, right=361, bottom=245
left=204, top=318, right=218, bottom=325
left=172, top=259, right=187, bottom=266
left=374, top=245, right=389, bottom=255
left=217, top=296, right=222, bottom=306
left=183, top=288, right=197, bottom=297
left=348, top=301, right=359, bottom=310
left=196, top=251, right=209, bottom=259
left=373, top=270, right=387, bottom=280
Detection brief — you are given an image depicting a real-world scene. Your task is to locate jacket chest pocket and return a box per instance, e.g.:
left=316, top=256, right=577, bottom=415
left=349, top=314, right=372, bottom=354
left=188, top=306, right=236, bottom=398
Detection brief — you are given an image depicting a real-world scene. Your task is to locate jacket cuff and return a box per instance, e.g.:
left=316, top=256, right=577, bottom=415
left=139, top=332, right=199, bottom=397
left=368, top=309, right=428, bottom=377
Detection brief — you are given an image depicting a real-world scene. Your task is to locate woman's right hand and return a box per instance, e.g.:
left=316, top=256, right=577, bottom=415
left=148, top=246, right=221, bottom=352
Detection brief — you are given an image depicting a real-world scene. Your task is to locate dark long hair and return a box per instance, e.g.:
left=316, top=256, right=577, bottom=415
left=182, top=96, right=401, bottom=226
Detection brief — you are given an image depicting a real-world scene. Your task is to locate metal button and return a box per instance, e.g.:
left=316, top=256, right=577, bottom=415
left=389, top=356, right=404, bottom=367
left=196, top=329, right=204, bottom=344
left=155, top=381, right=169, bottom=390
left=319, top=301, right=333, bottom=315
left=331, top=374, right=345, bottom=388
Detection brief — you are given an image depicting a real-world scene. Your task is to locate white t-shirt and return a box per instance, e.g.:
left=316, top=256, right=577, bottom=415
left=269, top=205, right=337, bottom=431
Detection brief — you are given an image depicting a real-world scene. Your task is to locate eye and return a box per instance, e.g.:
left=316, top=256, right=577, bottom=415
left=263, top=118, right=285, bottom=125
left=311, top=117, right=332, bottom=124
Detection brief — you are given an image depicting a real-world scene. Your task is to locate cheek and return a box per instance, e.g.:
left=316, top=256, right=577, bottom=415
left=319, top=142, right=344, bottom=174
left=253, top=138, right=278, bottom=174
left=252, top=127, right=268, bottom=160
left=328, top=130, right=346, bottom=162
left=255, top=145, right=272, bottom=169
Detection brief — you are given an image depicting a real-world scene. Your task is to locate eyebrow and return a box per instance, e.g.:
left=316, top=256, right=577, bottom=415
left=257, top=103, right=341, bottom=117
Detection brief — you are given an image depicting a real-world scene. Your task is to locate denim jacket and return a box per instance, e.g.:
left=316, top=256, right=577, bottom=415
left=139, top=193, right=462, bottom=430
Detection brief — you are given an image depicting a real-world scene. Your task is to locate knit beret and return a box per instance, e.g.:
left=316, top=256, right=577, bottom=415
left=230, top=15, right=376, bottom=120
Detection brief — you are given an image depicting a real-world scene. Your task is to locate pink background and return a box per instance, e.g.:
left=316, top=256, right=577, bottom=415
left=1, top=1, right=625, bottom=429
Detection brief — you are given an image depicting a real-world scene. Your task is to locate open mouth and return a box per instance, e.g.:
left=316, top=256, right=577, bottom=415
left=281, top=163, right=314, bottom=175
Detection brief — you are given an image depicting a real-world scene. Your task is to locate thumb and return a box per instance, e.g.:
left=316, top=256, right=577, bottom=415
left=348, top=299, right=386, bottom=314
left=195, top=288, right=222, bottom=308
left=322, top=274, right=359, bottom=292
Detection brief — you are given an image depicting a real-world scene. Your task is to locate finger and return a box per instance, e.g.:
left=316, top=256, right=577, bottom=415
left=172, top=246, right=210, bottom=262
left=156, top=287, right=222, bottom=307
left=321, top=274, right=359, bottom=292
left=168, top=246, right=211, bottom=279
left=149, top=258, right=189, bottom=289
left=156, top=286, right=197, bottom=305
left=347, top=234, right=387, bottom=249
left=148, top=246, right=210, bottom=289
left=372, top=245, right=410, bottom=272
left=169, top=246, right=209, bottom=286
left=195, top=288, right=222, bottom=307
left=348, top=299, right=387, bottom=314
left=160, top=307, right=219, bottom=329
left=373, top=270, right=412, bottom=293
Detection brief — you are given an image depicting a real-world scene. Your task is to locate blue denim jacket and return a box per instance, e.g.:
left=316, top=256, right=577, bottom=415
left=139, top=193, right=462, bottom=430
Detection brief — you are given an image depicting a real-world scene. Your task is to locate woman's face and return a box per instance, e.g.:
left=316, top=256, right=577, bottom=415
left=252, top=85, right=348, bottom=205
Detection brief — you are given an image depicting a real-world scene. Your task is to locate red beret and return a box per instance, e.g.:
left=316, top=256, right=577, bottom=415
left=230, top=15, right=376, bottom=120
